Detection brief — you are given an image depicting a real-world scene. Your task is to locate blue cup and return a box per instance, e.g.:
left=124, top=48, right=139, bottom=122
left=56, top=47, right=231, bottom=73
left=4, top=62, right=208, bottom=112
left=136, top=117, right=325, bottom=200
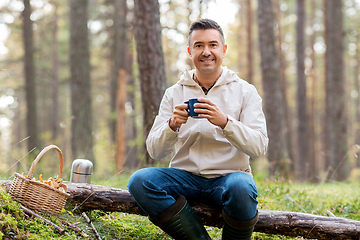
left=185, top=98, right=200, bottom=118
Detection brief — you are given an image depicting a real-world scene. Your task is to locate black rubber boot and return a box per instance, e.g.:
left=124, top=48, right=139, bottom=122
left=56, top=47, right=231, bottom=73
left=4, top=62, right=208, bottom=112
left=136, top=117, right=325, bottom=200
left=222, top=209, right=258, bottom=240
left=149, top=195, right=211, bottom=240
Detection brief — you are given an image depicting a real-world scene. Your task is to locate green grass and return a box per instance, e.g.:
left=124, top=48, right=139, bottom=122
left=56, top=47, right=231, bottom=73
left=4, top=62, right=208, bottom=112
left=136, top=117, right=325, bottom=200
left=1, top=170, right=360, bottom=239
left=257, top=179, right=360, bottom=220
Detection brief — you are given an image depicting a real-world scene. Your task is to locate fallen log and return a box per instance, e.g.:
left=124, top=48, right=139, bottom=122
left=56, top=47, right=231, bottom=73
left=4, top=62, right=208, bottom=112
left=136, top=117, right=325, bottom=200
left=1, top=180, right=360, bottom=239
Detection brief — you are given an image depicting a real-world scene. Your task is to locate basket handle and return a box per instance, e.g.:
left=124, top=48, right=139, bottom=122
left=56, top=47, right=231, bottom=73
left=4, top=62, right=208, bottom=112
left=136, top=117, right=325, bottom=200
left=27, top=145, right=64, bottom=180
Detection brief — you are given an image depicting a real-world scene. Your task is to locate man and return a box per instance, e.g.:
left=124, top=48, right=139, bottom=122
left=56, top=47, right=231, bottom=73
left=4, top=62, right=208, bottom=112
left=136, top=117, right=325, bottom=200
left=128, top=19, right=268, bottom=240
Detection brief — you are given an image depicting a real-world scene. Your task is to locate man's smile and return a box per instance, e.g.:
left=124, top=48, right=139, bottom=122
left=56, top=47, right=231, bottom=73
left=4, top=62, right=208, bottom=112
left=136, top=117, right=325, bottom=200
left=199, top=57, right=215, bottom=63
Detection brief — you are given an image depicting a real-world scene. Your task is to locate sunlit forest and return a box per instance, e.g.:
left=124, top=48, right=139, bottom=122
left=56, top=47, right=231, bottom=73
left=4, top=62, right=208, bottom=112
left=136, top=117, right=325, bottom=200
left=1, top=0, right=360, bottom=185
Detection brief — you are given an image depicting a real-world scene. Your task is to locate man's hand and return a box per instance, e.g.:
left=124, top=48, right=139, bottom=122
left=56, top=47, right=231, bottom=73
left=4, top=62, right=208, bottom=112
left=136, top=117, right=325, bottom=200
left=194, top=98, right=228, bottom=129
left=169, top=103, right=189, bottom=131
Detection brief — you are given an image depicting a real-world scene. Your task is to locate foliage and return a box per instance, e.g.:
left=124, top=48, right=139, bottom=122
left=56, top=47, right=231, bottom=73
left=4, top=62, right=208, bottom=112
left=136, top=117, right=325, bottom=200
left=1, top=171, right=360, bottom=239
left=1, top=0, right=360, bottom=182
left=1, top=0, right=360, bottom=236
left=0, top=188, right=23, bottom=239
left=0, top=187, right=78, bottom=239
left=257, top=178, right=360, bottom=221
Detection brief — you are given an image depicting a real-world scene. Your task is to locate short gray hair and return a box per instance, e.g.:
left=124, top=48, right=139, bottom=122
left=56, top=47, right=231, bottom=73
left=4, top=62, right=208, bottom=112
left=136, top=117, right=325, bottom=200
left=188, top=19, right=225, bottom=47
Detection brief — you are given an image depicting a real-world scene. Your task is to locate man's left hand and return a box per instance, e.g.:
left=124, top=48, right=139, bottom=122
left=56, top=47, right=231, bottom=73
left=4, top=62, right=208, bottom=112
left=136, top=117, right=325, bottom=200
left=194, top=98, right=228, bottom=129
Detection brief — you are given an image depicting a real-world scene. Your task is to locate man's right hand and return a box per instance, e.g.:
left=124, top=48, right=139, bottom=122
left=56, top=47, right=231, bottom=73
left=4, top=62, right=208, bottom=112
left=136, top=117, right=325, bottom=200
left=169, top=103, right=189, bottom=131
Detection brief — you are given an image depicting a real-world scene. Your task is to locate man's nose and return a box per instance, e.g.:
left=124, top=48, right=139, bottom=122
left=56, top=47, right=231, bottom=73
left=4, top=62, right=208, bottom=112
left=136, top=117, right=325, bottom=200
left=203, top=46, right=211, bottom=56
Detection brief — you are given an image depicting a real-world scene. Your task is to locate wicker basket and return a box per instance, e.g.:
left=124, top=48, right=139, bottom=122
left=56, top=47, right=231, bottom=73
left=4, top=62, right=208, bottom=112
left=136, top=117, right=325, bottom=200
left=9, top=145, right=70, bottom=214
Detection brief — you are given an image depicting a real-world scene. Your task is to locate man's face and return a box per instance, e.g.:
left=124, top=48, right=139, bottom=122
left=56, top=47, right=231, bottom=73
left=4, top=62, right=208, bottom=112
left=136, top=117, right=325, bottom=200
left=187, top=29, right=227, bottom=76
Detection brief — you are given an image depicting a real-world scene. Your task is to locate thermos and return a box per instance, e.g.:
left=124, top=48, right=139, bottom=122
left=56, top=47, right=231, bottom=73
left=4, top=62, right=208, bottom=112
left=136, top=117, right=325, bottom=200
left=70, top=159, right=93, bottom=183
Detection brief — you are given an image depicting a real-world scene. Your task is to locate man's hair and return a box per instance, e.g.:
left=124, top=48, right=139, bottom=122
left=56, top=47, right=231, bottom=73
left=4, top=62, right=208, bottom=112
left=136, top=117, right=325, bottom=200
left=188, top=19, right=225, bottom=47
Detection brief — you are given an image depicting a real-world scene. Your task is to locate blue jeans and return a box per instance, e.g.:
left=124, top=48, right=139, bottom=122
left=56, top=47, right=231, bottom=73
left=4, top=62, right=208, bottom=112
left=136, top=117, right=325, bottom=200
left=127, top=167, right=258, bottom=221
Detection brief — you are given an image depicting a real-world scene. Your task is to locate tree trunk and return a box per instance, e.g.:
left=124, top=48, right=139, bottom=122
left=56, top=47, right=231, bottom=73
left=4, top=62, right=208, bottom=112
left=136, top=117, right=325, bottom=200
left=110, top=0, right=128, bottom=143
left=322, top=0, right=329, bottom=179
left=246, top=0, right=253, bottom=84
left=133, top=0, right=167, bottom=164
left=109, top=0, right=128, bottom=172
left=186, top=0, right=194, bottom=69
left=22, top=0, right=39, bottom=160
left=69, top=0, right=94, bottom=162
left=115, top=69, right=127, bottom=172
left=325, top=0, right=349, bottom=181
left=296, top=0, right=310, bottom=181
left=309, top=0, right=321, bottom=182
left=51, top=2, right=59, bottom=140
left=236, top=0, right=246, bottom=77
left=124, top=50, right=139, bottom=168
left=274, top=0, right=297, bottom=176
left=355, top=48, right=360, bottom=168
left=257, top=0, right=289, bottom=178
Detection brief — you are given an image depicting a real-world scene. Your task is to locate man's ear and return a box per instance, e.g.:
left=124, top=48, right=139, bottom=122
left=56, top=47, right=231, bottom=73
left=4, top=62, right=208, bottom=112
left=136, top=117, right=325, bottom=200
left=187, top=46, right=192, bottom=58
left=223, top=44, right=228, bottom=57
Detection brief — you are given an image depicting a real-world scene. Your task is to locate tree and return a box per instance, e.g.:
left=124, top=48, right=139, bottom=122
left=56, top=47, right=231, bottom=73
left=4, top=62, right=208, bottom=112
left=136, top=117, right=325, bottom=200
left=325, top=0, right=349, bottom=181
left=257, top=0, right=289, bottom=178
left=308, top=0, right=321, bottom=182
left=110, top=0, right=128, bottom=172
left=274, top=0, right=297, bottom=175
left=355, top=47, right=360, bottom=168
left=51, top=2, right=59, bottom=140
left=246, top=0, right=254, bottom=84
left=22, top=0, right=39, bottom=158
left=296, top=0, right=310, bottom=181
left=124, top=50, right=139, bottom=169
left=110, top=0, right=127, bottom=143
left=133, top=0, right=167, bottom=164
left=236, top=0, right=246, bottom=78
left=186, top=0, right=194, bottom=70
left=69, top=0, right=94, bottom=162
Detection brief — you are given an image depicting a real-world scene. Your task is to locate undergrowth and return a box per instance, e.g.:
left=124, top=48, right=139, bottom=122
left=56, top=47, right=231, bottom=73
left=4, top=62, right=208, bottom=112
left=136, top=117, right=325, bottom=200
left=1, top=172, right=359, bottom=239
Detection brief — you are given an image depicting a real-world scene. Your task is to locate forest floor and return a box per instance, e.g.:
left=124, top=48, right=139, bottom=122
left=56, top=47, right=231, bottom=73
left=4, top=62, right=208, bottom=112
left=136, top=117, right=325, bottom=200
left=1, top=169, right=360, bottom=239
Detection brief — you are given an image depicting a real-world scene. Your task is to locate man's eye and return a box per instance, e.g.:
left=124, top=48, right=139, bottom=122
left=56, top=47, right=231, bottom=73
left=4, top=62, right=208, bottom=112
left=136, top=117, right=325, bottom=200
left=195, top=45, right=201, bottom=48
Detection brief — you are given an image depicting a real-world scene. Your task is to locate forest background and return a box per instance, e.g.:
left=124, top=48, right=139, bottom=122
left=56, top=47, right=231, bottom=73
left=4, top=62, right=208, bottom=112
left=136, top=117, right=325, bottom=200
left=1, top=0, right=360, bottom=185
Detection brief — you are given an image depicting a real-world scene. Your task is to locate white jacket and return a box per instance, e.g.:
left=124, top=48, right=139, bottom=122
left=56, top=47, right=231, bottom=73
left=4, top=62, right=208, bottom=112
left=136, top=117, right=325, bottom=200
left=146, top=67, right=268, bottom=178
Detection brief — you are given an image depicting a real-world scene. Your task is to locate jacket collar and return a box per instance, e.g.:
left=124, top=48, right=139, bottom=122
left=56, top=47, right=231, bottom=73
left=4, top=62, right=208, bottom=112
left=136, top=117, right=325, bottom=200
left=177, top=66, right=239, bottom=87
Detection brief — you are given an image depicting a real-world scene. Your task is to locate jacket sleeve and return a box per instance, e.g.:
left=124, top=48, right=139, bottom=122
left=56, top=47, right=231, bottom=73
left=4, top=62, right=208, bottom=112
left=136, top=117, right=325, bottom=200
left=146, top=91, right=179, bottom=160
left=222, top=85, right=269, bottom=159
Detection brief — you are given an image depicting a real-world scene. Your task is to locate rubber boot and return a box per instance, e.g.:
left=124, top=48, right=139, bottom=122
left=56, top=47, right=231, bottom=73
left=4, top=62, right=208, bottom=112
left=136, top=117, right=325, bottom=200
left=149, top=195, right=211, bottom=240
left=222, top=209, right=258, bottom=240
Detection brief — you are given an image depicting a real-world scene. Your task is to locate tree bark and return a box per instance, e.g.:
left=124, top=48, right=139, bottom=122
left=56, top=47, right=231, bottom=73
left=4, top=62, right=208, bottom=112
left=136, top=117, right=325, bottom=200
left=113, top=0, right=128, bottom=173
left=51, top=2, right=59, bottom=140
left=69, top=0, right=94, bottom=162
left=186, top=0, right=194, bottom=69
left=22, top=0, right=39, bottom=159
left=246, top=0, right=253, bottom=84
left=274, top=0, right=297, bottom=176
left=110, top=0, right=128, bottom=143
left=124, top=50, right=139, bottom=169
left=2, top=181, right=359, bottom=239
left=115, top=69, right=127, bottom=172
left=309, top=0, right=321, bottom=182
left=257, top=0, right=289, bottom=178
left=355, top=48, right=360, bottom=168
left=133, top=0, right=167, bottom=164
left=236, top=0, right=246, bottom=78
left=296, top=0, right=311, bottom=182
left=325, top=0, right=349, bottom=181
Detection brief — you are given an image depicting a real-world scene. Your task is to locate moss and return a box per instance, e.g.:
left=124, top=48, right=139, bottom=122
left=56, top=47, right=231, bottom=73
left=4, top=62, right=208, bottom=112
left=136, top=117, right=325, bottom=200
left=0, top=187, right=77, bottom=239
left=0, top=188, right=22, bottom=239
left=1, top=178, right=360, bottom=239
